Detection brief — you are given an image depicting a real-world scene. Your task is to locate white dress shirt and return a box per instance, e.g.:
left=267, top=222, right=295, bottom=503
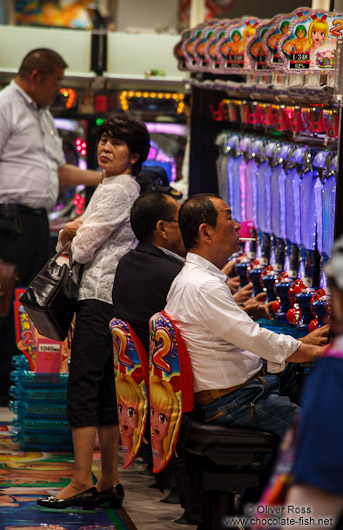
left=165, top=252, right=301, bottom=393
left=69, top=174, right=140, bottom=304
left=0, top=81, right=65, bottom=210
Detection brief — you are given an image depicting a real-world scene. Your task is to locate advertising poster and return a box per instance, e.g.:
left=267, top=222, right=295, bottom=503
left=14, top=1, right=99, bottom=29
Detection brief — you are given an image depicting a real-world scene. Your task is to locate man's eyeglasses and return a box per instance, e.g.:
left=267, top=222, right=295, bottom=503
left=164, top=219, right=179, bottom=224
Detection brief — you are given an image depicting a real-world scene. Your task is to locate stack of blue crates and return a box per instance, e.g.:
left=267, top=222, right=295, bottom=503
left=9, top=355, right=73, bottom=452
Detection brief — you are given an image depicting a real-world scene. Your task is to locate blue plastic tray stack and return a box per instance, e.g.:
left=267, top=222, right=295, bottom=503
left=9, top=355, right=73, bottom=452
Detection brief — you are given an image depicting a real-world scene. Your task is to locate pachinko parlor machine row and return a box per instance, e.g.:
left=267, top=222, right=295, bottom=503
left=174, top=8, right=343, bottom=88
left=216, top=132, right=334, bottom=338
left=8, top=288, right=73, bottom=451
left=174, top=7, right=343, bottom=146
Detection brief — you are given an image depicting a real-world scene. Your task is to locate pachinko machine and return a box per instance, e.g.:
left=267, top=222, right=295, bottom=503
left=49, top=118, right=89, bottom=234
left=216, top=131, right=334, bottom=336
left=174, top=8, right=343, bottom=92
left=174, top=8, right=343, bottom=146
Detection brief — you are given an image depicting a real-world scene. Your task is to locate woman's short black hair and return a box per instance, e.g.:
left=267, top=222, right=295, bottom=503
left=98, top=115, right=150, bottom=176
left=179, top=193, right=219, bottom=251
left=130, top=190, right=177, bottom=242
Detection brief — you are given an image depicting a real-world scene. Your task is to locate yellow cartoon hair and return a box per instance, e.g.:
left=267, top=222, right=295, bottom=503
left=116, top=372, right=145, bottom=455
left=150, top=375, right=181, bottom=463
left=305, top=18, right=329, bottom=50
left=243, top=24, right=257, bottom=48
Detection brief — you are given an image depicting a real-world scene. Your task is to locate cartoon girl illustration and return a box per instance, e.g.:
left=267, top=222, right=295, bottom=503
left=243, top=23, right=258, bottom=67
left=222, top=30, right=244, bottom=56
left=149, top=375, right=180, bottom=471
left=283, top=25, right=308, bottom=54
left=304, top=15, right=329, bottom=67
left=116, top=372, right=145, bottom=459
left=305, top=16, right=329, bottom=50
left=268, top=20, right=290, bottom=50
left=243, top=23, right=257, bottom=50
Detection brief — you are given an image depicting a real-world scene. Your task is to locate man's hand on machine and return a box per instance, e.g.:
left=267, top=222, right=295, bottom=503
left=227, top=275, right=241, bottom=294
left=222, top=259, right=239, bottom=277
left=223, top=255, right=249, bottom=293
left=244, top=293, right=274, bottom=321
left=299, top=324, right=330, bottom=346
left=233, top=282, right=253, bottom=302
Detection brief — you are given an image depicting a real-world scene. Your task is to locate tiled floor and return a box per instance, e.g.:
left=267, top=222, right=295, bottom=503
left=0, top=407, right=197, bottom=530
left=118, top=457, right=197, bottom=530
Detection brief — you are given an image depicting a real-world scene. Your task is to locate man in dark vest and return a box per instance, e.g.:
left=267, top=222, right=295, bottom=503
left=112, top=190, right=185, bottom=354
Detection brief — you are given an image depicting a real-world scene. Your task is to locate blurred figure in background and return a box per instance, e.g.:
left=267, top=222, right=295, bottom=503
left=0, top=48, right=102, bottom=405
left=253, top=235, right=343, bottom=530
left=282, top=236, right=343, bottom=529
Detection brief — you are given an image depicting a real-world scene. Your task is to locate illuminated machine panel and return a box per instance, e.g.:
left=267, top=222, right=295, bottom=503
left=49, top=118, right=88, bottom=233
left=119, top=90, right=184, bottom=116
left=145, top=122, right=188, bottom=183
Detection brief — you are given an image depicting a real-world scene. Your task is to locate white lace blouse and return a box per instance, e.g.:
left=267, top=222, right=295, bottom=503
left=70, top=173, right=140, bottom=304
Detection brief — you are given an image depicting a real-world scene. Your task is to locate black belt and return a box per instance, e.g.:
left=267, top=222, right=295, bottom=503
left=0, top=203, right=46, bottom=217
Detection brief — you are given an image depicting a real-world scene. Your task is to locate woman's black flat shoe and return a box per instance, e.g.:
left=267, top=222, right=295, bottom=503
left=37, top=486, right=97, bottom=510
left=96, top=484, right=124, bottom=508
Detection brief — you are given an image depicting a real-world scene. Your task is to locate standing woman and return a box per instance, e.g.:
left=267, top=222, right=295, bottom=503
left=37, top=115, right=150, bottom=510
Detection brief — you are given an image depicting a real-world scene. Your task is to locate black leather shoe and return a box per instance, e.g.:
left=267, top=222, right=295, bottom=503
left=96, top=484, right=124, bottom=508
left=37, top=486, right=97, bottom=510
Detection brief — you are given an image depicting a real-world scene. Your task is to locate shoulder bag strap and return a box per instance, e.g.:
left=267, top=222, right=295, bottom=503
left=67, top=243, right=84, bottom=284
left=52, top=241, right=72, bottom=263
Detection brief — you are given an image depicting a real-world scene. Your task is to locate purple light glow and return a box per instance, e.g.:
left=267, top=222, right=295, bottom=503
left=148, top=147, right=158, bottom=160
left=239, top=159, right=246, bottom=222
left=145, top=122, right=187, bottom=136
left=147, top=139, right=177, bottom=182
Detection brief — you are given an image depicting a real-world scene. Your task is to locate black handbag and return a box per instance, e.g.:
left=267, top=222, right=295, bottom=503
left=20, top=242, right=81, bottom=342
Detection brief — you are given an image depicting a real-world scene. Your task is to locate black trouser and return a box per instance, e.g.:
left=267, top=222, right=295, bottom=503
left=67, top=299, right=118, bottom=427
left=0, top=206, right=49, bottom=402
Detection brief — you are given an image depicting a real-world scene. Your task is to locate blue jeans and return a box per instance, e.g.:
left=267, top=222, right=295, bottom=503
left=200, top=374, right=299, bottom=439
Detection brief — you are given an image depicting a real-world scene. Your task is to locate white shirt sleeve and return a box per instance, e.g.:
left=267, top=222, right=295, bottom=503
left=192, top=279, right=300, bottom=366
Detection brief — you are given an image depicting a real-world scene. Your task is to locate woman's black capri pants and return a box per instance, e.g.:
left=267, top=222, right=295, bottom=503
left=67, top=299, right=118, bottom=428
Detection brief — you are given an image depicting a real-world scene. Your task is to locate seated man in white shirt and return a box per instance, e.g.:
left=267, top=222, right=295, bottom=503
left=165, top=193, right=325, bottom=439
